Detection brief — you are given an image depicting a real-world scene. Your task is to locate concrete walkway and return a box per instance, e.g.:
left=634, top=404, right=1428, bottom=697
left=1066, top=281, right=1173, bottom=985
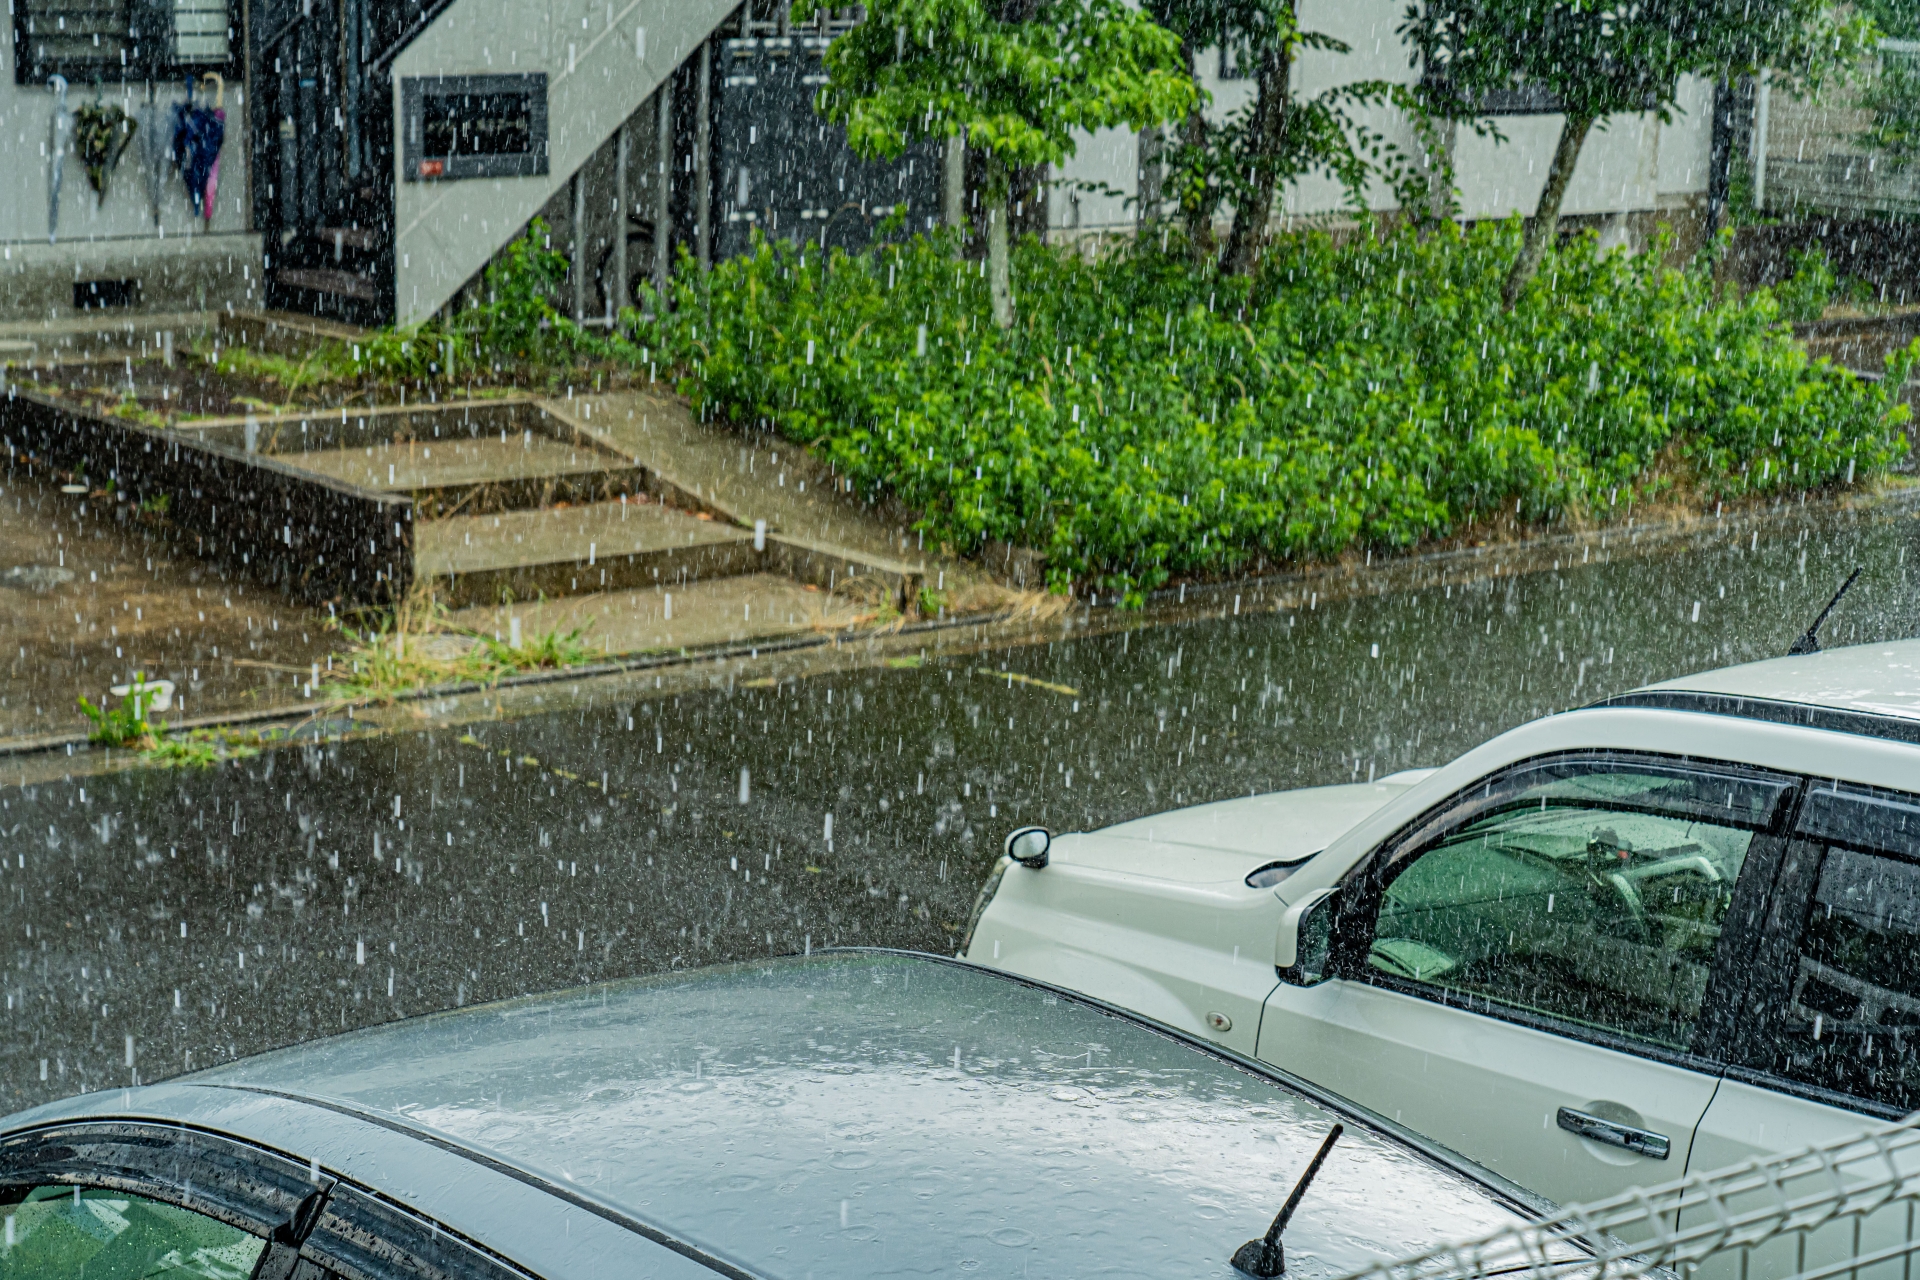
left=550, top=391, right=944, bottom=571
left=447, top=573, right=870, bottom=658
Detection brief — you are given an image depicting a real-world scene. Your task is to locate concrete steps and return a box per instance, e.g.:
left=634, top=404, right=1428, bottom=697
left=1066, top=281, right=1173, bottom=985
left=284, top=435, right=651, bottom=518
left=418, top=499, right=758, bottom=607
left=5, top=356, right=954, bottom=634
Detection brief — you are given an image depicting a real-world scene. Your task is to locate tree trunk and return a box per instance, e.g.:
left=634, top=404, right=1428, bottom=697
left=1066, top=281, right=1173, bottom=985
left=988, top=191, right=1013, bottom=328
left=943, top=134, right=966, bottom=231
left=1501, top=114, right=1594, bottom=309
left=1222, top=43, right=1292, bottom=276
left=1426, top=118, right=1457, bottom=227
left=1176, top=40, right=1216, bottom=266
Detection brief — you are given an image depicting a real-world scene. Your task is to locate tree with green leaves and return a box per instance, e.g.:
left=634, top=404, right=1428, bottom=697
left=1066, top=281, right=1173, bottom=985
left=1855, top=0, right=1920, bottom=172
left=798, top=0, right=1193, bottom=327
left=1406, top=0, right=1872, bottom=308
left=1150, top=0, right=1441, bottom=275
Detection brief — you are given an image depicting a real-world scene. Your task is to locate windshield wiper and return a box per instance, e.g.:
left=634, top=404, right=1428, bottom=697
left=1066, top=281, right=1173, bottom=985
left=1232, top=1122, right=1343, bottom=1277
left=1788, top=567, right=1861, bottom=656
left=250, top=1181, right=333, bottom=1280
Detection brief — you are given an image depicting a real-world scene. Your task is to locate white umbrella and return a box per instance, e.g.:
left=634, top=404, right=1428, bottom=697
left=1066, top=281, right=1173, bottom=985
left=47, top=75, right=72, bottom=243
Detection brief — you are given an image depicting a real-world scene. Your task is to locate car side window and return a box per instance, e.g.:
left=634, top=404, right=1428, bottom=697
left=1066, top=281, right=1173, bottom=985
left=1753, top=785, right=1920, bottom=1113
left=1, top=1124, right=510, bottom=1280
left=0, top=1185, right=266, bottom=1279
left=1362, top=757, right=1793, bottom=1053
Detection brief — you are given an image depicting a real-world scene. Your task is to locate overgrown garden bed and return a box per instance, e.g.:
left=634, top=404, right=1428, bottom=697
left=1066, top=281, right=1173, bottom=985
left=638, top=223, right=1916, bottom=603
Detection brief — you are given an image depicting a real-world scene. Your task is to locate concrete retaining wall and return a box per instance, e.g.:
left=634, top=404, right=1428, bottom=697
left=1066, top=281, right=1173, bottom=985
left=0, top=388, right=412, bottom=606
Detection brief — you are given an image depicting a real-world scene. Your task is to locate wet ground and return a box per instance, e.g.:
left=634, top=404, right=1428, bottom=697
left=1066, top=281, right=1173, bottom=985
left=2, top=494, right=1918, bottom=1112
left=0, top=464, right=333, bottom=745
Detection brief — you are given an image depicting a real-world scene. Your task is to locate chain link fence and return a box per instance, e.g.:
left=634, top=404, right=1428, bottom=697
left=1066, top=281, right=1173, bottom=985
left=1342, top=1115, right=1920, bottom=1280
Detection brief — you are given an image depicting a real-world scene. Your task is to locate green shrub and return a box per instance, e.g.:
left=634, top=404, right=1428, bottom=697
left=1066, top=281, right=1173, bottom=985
left=288, top=220, right=619, bottom=387
left=634, top=223, right=1914, bottom=602
left=1774, top=246, right=1841, bottom=324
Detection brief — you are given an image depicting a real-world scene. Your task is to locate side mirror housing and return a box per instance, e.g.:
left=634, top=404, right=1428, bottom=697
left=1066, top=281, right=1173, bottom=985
left=1004, top=826, right=1051, bottom=869
left=1275, top=888, right=1337, bottom=987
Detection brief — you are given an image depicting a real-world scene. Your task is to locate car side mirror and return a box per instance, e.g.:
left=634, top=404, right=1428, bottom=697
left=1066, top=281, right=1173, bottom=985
left=1276, top=889, right=1337, bottom=987
left=1004, top=826, right=1051, bottom=869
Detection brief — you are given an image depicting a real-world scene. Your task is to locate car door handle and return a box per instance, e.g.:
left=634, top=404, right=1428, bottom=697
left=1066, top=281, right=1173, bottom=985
left=1556, top=1107, right=1671, bottom=1160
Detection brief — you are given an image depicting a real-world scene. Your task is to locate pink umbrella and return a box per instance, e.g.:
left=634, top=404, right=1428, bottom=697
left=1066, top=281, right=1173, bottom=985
left=174, top=73, right=226, bottom=229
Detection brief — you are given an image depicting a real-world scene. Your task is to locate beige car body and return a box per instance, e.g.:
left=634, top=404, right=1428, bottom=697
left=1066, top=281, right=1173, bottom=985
left=967, top=641, right=1920, bottom=1270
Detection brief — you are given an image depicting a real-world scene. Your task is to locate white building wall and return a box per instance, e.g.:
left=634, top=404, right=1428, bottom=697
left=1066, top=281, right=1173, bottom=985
left=389, top=0, right=736, bottom=325
left=0, top=22, right=260, bottom=319
left=1048, top=0, right=1712, bottom=236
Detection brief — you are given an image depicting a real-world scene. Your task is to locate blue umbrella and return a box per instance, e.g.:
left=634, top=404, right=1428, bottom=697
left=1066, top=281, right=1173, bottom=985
left=172, top=76, right=225, bottom=226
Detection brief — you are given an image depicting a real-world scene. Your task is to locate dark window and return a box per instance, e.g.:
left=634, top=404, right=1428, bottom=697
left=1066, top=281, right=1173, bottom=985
left=401, top=75, right=549, bottom=181
left=12, top=0, right=235, bottom=84
left=1218, top=38, right=1255, bottom=80
left=1362, top=756, right=1794, bottom=1052
left=74, top=279, right=141, bottom=311
left=1758, top=786, right=1920, bottom=1113
left=421, top=93, right=534, bottom=160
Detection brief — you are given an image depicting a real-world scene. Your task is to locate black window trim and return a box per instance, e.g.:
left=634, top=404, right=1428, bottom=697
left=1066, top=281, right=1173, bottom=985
left=1717, top=1062, right=1910, bottom=1124
left=1712, top=778, right=1920, bottom=1120
left=399, top=74, right=551, bottom=183
left=11, top=0, right=244, bottom=87
left=1324, top=748, right=1804, bottom=1073
left=1595, top=690, right=1920, bottom=749
left=0, top=1118, right=540, bottom=1280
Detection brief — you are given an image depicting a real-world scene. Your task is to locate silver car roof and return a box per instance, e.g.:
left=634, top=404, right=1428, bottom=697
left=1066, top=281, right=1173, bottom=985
left=1602, top=638, right=1920, bottom=741
left=7, top=952, right=1550, bottom=1280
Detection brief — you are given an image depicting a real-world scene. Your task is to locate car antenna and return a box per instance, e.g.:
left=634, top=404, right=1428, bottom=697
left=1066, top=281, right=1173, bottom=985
left=1788, top=567, right=1862, bottom=656
left=1231, top=1122, right=1344, bottom=1277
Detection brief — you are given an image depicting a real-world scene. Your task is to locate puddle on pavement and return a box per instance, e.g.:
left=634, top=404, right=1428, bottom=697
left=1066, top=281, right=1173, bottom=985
left=2, top=496, right=1917, bottom=1111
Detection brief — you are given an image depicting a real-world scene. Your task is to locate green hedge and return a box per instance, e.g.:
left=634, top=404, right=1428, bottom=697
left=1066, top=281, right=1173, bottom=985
left=638, top=223, right=1913, bottom=602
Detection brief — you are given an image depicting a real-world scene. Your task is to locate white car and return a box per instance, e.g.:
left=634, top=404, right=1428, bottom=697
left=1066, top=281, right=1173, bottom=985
left=965, top=640, right=1919, bottom=1226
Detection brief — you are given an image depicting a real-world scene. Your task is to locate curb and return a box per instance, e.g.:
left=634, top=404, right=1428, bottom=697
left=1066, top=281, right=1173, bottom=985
left=0, top=607, right=1019, bottom=762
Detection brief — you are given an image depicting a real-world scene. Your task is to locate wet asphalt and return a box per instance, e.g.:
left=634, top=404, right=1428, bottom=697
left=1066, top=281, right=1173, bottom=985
left=3, top=498, right=1917, bottom=1112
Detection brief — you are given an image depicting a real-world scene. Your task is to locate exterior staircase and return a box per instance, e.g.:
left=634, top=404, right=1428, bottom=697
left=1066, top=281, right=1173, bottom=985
left=388, top=0, right=738, bottom=325
left=168, top=382, right=931, bottom=625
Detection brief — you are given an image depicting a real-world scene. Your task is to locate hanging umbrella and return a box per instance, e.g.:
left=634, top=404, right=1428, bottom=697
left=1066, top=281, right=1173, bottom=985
left=173, top=74, right=226, bottom=228
left=75, top=98, right=137, bottom=205
left=136, top=84, right=172, bottom=227
left=47, top=76, right=72, bottom=243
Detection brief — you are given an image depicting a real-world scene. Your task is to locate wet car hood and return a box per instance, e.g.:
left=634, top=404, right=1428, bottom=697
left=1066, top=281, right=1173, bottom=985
left=186, top=952, right=1538, bottom=1280
left=1052, top=773, right=1435, bottom=886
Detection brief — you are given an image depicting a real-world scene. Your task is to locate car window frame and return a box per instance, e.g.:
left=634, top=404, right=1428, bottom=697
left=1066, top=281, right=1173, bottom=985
left=1714, top=780, right=1920, bottom=1123
left=0, top=1120, right=540, bottom=1280
left=1323, top=749, right=1803, bottom=1075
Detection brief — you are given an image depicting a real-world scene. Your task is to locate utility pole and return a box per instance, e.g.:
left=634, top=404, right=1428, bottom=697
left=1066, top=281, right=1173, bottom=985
left=654, top=75, right=674, bottom=302
left=697, top=41, right=712, bottom=268
left=614, top=119, right=630, bottom=317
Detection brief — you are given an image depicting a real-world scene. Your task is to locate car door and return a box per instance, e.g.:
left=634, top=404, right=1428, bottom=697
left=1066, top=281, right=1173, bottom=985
left=1258, top=751, right=1798, bottom=1214
left=1682, top=780, right=1920, bottom=1280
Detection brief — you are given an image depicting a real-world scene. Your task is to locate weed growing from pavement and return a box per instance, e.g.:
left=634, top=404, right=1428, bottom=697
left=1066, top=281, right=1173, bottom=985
left=78, top=677, right=162, bottom=750
left=321, top=595, right=600, bottom=704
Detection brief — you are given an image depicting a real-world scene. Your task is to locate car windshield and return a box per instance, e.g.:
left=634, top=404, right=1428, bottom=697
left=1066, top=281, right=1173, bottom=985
left=195, top=952, right=1531, bottom=1280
